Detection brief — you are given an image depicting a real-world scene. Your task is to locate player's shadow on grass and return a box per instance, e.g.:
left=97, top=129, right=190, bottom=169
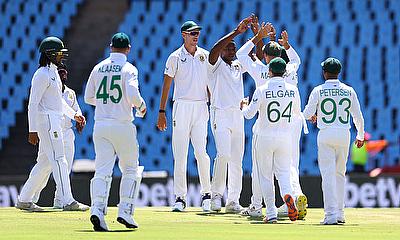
left=76, top=229, right=136, bottom=233
left=312, top=224, right=359, bottom=227
left=196, top=212, right=233, bottom=216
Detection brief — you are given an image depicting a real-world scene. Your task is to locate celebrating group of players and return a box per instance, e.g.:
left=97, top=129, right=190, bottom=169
left=15, top=13, right=364, bottom=232
left=157, top=15, right=365, bottom=225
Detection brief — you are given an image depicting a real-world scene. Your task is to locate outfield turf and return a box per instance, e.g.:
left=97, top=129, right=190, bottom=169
left=0, top=207, right=399, bottom=240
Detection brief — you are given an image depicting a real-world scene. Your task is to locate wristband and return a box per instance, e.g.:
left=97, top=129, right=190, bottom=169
left=159, top=109, right=166, bottom=113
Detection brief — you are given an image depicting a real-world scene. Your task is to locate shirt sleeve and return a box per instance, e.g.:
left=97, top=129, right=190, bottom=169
left=350, top=89, right=365, bottom=140
left=62, top=99, right=76, bottom=120
left=28, top=71, right=49, bottom=132
left=71, top=90, right=82, bottom=115
left=237, top=41, right=265, bottom=77
left=285, top=46, right=301, bottom=73
left=302, top=87, right=319, bottom=120
left=242, top=88, right=261, bottom=119
left=126, top=66, right=145, bottom=109
left=164, top=54, right=178, bottom=78
left=84, top=69, right=96, bottom=106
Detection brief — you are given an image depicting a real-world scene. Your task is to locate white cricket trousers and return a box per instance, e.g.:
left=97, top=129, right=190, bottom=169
left=92, top=121, right=139, bottom=181
left=19, top=113, right=75, bottom=205
left=250, top=116, right=303, bottom=208
left=253, top=134, right=293, bottom=220
left=317, top=128, right=350, bottom=220
left=210, top=108, right=244, bottom=203
left=32, top=128, right=75, bottom=204
left=91, top=121, right=139, bottom=208
left=172, top=100, right=211, bottom=198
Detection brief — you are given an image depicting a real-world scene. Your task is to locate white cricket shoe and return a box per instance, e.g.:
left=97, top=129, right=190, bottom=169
left=63, top=201, right=89, bottom=211
left=15, top=200, right=44, bottom=212
left=320, top=216, right=338, bottom=225
left=172, top=197, right=186, bottom=212
left=53, top=198, right=63, bottom=209
left=117, top=207, right=139, bottom=229
left=240, top=204, right=263, bottom=217
left=225, top=201, right=243, bottom=214
left=211, top=193, right=222, bottom=212
left=277, top=204, right=288, bottom=218
left=90, top=207, right=108, bottom=231
left=263, top=216, right=278, bottom=224
left=201, top=193, right=211, bottom=212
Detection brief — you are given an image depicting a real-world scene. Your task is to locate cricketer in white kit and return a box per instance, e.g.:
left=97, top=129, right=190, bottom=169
left=157, top=21, right=211, bottom=212
left=303, top=57, right=364, bottom=225
left=85, top=33, right=146, bottom=231
left=236, top=21, right=308, bottom=219
left=241, top=57, right=299, bottom=223
left=16, top=37, right=88, bottom=212
left=32, top=66, right=85, bottom=208
left=208, top=17, right=253, bottom=213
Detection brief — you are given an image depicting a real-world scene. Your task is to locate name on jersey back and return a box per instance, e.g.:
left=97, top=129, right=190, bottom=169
left=98, top=64, right=122, bottom=73
left=265, top=90, right=295, bottom=99
left=319, top=89, right=351, bottom=97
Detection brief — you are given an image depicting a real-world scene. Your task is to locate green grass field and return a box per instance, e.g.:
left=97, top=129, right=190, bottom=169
left=0, top=207, right=399, bottom=240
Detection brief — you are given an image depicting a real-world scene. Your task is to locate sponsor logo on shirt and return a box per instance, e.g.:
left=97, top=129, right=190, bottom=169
left=180, top=58, right=187, bottom=63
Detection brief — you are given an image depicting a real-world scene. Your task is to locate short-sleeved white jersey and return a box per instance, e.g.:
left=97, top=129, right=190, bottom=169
left=84, top=53, right=145, bottom=122
left=164, top=45, right=209, bottom=102
left=303, top=79, right=364, bottom=140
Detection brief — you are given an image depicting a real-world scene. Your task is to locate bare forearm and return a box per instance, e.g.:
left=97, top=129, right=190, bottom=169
left=209, top=30, right=241, bottom=65
left=159, top=75, right=172, bottom=110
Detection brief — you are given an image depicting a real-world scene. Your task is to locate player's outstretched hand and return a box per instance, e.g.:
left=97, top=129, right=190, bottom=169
left=355, top=139, right=365, bottom=148
left=250, top=14, right=260, bottom=35
left=257, top=22, right=272, bottom=39
left=236, top=16, right=252, bottom=33
left=157, top=112, right=167, bottom=131
left=28, top=132, right=39, bottom=145
left=278, top=30, right=290, bottom=49
left=268, top=24, right=276, bottom=40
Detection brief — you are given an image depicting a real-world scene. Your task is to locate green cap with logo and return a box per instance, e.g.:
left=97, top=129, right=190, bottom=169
left=321, top=57, right=342, bottom=74
left=269, top=57, right=287, bottom=74
left=262, top=41, right=282, bottom=57
left=181, top=21, right=202, bottom=32
left=110, top=32, right=131, bottom=48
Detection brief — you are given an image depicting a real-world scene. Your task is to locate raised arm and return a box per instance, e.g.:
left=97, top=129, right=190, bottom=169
left=279, top=31, right=301, bottom=72
left=209, top=16, right=252, bottom=65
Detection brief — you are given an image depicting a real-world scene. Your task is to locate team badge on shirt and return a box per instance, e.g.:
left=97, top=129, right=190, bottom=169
left=199, top=55, right=205, bottom=62
left=53, top=131, right=58, bottom=138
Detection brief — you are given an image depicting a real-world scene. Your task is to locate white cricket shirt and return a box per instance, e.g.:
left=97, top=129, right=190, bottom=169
left=84, top=52, right=145, bottom=122
left=164, top=45, right=209, bottom=102
left=208, top=57, right=245, bottom=110
left=303, top=79, right=365, bottom=140
left=28, top=63, right=76, bottom=132
left=62, top=86, right=82, bottom=130
left=242, top=77, right=301, bottom=137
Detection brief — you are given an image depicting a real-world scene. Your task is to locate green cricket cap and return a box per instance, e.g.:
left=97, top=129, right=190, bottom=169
left=321, top=57, right=342, bottom=74
left=262, top=41, right=282, bottom=57
left=269, top=57, right=287, bottom=74
left=181, top=21, right=202, bottom=32
left=110, top=32, right=131, bottom=48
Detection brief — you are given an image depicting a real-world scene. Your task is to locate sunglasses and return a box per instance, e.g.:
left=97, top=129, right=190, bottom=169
left=184, top=31, right=200, bottom=36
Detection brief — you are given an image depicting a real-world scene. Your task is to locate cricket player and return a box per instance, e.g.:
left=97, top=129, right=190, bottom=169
left=208, top=17, right=252, bottom=213
left=85, top=32, right=146, bottom=231
left=237, top=21, right=308, bottom=219
left=303, top=58, right=364, bottom=225
left=16, top=37, right=88, bottom=212
left=241, top=57, right=300, bottom=223
left=32, top=65, right=85, bottom=208
left=157, top=21, right=211, bottom=212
